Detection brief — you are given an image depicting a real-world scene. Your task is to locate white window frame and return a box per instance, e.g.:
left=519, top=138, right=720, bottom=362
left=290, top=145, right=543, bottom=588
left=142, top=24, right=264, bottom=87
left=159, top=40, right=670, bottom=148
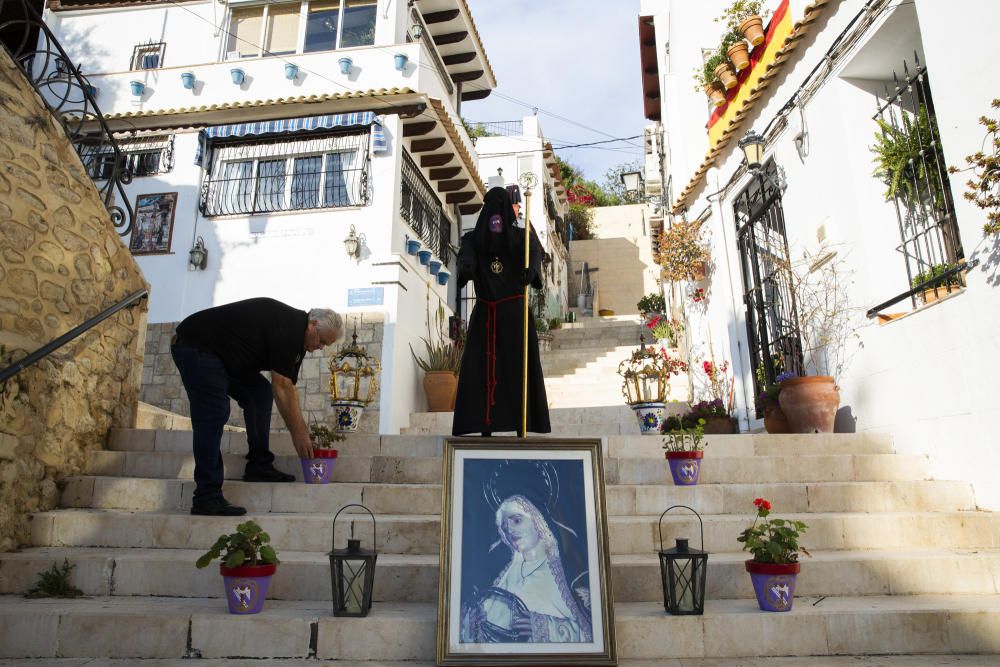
left=222, top=0, right=377, bottom=61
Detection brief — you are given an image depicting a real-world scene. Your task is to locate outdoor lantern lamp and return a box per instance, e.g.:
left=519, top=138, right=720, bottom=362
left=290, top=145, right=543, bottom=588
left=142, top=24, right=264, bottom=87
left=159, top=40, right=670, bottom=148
left=343, top=224, right=363, bottom=259
left=188, top=236, right=208, bottom=270
left=329, top=504, right=378, bottom=617
left=329, top=322, right=380, bottom=406
left=658, top=504, right=708, bottom=616
left=620, top=169, right=643, bottom=201
left=410, top=23, right=424, bottom=40
left=738, top=129, right=766, bottom=171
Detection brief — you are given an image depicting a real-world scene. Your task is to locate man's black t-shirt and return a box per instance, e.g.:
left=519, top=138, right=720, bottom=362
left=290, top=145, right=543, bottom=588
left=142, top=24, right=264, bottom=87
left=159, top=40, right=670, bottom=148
left=176, top=298, right=308, bottom=382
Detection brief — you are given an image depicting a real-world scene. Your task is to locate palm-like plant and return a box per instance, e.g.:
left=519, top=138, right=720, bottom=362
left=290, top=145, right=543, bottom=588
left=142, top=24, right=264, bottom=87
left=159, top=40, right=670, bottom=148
left=410, top=337, right=462, bottom=373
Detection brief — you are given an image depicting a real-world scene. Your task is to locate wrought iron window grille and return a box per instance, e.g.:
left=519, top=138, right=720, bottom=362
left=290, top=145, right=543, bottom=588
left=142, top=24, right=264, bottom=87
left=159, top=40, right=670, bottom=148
left=81, top=135, right=175, bottom=181
left=400, top=150, right=451, bottom=264
left=200, top=129, right=371, bottom=217
left=733, top=161, right=803, bottom=416
left=0, top=0, right=134, bottom=235
left=870, top=54, right=963, bottom=315
left=131, top=42, right=166, bottom=70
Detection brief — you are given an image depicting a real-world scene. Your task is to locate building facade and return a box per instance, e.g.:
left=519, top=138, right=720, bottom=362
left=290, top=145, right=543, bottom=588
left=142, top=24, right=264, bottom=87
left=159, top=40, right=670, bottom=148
left=639, top=0, right=1000, bottom=507
left=41, top=0, right=497, bottom=433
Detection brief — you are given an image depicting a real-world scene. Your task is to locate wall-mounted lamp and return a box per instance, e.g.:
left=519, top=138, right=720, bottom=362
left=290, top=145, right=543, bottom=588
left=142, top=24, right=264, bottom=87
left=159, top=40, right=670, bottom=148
left=344, top=224, right=365, bottom=259
left=410, top=23, right=424, bottom=40
left=188, top=236, right=208, bottom=270
left=621, top=169, right=644, bottom=202
left=738, top=129, right=766, bottom=171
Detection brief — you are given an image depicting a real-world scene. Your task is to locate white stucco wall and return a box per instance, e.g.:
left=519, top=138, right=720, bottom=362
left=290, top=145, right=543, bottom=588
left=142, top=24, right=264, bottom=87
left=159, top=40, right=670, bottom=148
left=648, top=0, right=1000, bottom=507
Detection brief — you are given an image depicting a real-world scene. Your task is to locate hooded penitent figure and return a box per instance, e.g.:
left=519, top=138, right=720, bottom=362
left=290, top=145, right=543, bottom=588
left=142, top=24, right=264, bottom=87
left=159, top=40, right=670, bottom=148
left=452, top=187, right=551, bottom=436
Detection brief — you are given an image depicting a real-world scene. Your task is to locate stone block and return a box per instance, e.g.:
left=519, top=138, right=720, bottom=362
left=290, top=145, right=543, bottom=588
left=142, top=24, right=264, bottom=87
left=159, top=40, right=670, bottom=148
left=316, top=603, right=435, bottom=660
left=192, top=612, right=313, bottom=658
left=0, top=606, right=58, bottom=657
left=57, top=608, right=189, bottom=657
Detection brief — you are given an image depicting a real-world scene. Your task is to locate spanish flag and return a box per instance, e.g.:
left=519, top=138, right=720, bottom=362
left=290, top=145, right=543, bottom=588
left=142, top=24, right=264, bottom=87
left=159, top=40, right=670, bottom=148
left=707, top=0, right=794, bottom=150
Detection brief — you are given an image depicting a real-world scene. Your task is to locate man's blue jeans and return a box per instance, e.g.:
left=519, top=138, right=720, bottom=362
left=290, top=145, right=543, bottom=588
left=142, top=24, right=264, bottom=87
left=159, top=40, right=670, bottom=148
left=171, top=341, right=276, bottom=502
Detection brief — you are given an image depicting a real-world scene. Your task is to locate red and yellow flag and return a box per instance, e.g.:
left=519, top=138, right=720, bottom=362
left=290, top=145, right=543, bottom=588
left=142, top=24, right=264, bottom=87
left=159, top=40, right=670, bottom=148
left=707, top=0, right=793, bottom=150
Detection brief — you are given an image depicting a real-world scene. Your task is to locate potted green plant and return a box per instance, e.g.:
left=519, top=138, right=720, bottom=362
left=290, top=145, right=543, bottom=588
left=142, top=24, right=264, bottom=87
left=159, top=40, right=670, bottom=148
left=911, top=262, right=964, bottom=304
left=410, top=337, right=461, bottom=412
left=196, top=520, right=280, bottom=615
left=637, top=292, right=666, bottom=318
left=645, top=314, right=683, bottom=348
left=738, top=498, right=809, bottom=612
left=870, top=104, right=948, bottom=212
left=695, top=359, right=736, bottom=433
left=723, top=27, right=750, bottom=72
left=547, top=317, right=562, bottom=331
left=301, top=421, right=343, bottom=484
left=713, top=49, right=738, bottom=90
left=949, top=98, right=1000, bottom=236
left=661, top=415, right=706, bottom=485
left=535, top=317, right=553, bottom=351
left=716, top=0, right=770, bottom=47
left=756, top=366, right=796, bottom=434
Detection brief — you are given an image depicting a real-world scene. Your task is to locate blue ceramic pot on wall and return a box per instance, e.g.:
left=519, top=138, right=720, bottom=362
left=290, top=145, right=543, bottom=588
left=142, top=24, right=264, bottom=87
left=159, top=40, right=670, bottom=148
left=338, top=57, right=353, bottom=75
left=394, top=53, right=408, bottom=71
left=230, top=68, right=245, bottom=85
left=417, top=249, right=432, bottom=266
left=180, top=72, right=195, bottom=89
left=406, top=238, right=421, bottom=255
left=429, top=259, right=442, bottom=275
left=284, top=63, right=298, bottom=80
left=129, top=80, right=145, bottom=96
left=436, top=270, right=450, bottom=286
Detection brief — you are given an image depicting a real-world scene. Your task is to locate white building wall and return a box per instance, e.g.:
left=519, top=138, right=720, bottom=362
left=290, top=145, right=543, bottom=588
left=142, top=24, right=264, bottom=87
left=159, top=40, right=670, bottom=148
left=648, top=0, right=1000, bottom=507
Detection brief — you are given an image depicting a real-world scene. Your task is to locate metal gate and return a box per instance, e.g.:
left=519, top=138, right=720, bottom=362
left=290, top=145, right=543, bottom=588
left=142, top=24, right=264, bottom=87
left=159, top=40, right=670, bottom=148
left=733, top=162, right=802, bottom=415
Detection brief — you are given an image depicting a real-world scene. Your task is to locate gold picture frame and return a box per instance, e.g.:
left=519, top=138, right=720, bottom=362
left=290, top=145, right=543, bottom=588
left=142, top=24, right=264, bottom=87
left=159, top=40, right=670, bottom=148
left=437, top=437, right=617, bottom=666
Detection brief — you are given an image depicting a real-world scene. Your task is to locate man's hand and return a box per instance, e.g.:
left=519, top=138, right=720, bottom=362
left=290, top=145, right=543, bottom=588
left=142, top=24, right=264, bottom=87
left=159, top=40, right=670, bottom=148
left=292, top=434, right=315, bottom=460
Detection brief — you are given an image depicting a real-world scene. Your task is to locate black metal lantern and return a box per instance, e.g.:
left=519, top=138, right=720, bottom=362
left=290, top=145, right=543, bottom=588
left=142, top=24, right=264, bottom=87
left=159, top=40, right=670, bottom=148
left=738, top=129, right=766, bottom=171
left=329, top=504, right=378, bottom=617
left=657, top=504, right=708, bottom=615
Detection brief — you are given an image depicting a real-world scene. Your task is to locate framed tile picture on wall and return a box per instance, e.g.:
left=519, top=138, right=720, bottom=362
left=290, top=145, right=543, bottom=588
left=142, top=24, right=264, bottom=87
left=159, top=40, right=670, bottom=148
left=437, top=438, right=617, bottom=666
left=129, top=192, right=177, bottom=255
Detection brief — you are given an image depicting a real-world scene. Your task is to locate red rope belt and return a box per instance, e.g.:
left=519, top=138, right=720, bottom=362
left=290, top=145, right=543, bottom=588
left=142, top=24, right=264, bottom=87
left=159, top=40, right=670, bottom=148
left=477, top=294, right=524, bottom=426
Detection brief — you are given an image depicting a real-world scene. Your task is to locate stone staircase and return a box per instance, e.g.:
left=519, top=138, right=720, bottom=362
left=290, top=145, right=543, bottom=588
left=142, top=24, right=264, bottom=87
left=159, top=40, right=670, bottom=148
left=1, top=315, right=999, bottom=663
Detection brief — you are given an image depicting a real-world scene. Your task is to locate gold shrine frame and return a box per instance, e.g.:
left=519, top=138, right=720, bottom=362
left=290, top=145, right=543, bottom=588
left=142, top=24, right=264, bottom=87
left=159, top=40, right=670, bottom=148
left=437, top=438, right=617, bottom=666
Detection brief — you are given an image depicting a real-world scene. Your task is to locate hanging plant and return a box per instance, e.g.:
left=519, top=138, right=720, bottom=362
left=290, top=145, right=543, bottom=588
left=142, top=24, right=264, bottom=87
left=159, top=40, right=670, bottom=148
left=949, top=98, right=1000, bottom=236
left=658, top=219, right=711, bottom=282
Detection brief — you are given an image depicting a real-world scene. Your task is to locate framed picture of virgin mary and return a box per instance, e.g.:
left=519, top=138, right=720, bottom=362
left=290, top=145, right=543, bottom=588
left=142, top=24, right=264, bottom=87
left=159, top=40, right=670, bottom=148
left=437, top=438, right=617, bottom=666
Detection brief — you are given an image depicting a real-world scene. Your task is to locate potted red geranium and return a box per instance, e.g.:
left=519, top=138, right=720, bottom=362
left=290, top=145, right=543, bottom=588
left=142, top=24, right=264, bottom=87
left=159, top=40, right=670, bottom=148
left=196, top=520, right=280, bottom=614
left=738, top=498, right=809, bottom=612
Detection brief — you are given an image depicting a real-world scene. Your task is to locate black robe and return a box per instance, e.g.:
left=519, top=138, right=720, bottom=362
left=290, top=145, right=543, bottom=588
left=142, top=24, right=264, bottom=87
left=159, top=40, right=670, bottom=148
left=452, top=187, right=551, bottom=436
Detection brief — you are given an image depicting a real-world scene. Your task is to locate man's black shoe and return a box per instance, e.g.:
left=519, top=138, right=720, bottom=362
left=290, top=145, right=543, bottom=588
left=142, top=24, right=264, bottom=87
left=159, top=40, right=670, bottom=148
left=190, top=497, right=247, bottom=516
left=243, top=465, right=296, bottom=483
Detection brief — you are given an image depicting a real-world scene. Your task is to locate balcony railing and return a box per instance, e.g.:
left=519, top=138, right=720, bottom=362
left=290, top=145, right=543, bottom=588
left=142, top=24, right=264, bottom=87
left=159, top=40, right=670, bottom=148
left=0, top=0, right=134, bottom=236
left=401, top=150, right=450, bottom=264
left=465, top=119, right=523, bottom=138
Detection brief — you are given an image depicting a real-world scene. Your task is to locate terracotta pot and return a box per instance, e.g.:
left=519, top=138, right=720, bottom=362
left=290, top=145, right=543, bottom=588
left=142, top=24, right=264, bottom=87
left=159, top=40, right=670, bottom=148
left=763, top=403, right=790, bottom=434
left=714, top=62, right=738, bottom=90
left=705, top=84, right=726, bottom=107
left=778, top=376, right=839, bottom=433
left=740, top=15, right=766, bottom=46
left=919, top=284, right=961, bottom=305
left=702, top=415, right=735, bottom=434
left=727, top=40, right=750, bottom=71
left=423, top=370, right=457, bottom=412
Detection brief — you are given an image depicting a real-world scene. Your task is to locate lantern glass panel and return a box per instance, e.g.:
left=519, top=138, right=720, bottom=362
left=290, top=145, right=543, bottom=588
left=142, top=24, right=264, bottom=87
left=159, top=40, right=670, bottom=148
left=658, top=549, right=707, bottom=615
left=330, top=550, right=377, bottom=617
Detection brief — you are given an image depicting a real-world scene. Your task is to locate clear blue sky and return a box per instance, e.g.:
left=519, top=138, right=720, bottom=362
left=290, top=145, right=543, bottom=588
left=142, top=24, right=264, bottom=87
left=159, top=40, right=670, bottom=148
left=463, top=0, right=646, bottom=185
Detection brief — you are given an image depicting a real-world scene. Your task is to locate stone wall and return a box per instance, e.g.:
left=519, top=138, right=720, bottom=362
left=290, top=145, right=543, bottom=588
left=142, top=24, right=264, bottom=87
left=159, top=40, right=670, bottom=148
left=140, top=315, right=384, bottom=430
left=0, top=49, right=149, bottom=552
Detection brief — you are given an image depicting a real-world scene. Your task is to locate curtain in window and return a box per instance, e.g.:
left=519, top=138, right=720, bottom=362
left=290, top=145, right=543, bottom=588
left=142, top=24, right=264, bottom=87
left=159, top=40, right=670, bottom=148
left=256, top=159, right=287, bottom=211
left=304, top=0, right=340, bottom=53
left=340, top=0, right=376, bottom=47
left=324, top=151, right=356, bottom=206
left=220, top=161, right=253, bottom=214
left=229, top=7, right=263, bottom=58
left=265, top=3, right=301, bottom=55
left=292, top=156, right=322, bottom=208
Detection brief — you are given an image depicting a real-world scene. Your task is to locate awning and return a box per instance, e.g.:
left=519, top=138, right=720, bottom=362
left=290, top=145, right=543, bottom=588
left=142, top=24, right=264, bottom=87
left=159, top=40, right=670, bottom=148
left=194, top=111, right=387, bottom=165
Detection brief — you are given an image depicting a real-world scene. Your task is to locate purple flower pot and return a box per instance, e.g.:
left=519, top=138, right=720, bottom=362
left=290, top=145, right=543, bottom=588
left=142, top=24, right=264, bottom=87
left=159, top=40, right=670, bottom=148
left=220, top=563, right=276, bottom=614
left=665, top=451, right=703, bottom=485
left=300, top=450, right=337, bottom=484
left=745, top=560, right=800, bottom=612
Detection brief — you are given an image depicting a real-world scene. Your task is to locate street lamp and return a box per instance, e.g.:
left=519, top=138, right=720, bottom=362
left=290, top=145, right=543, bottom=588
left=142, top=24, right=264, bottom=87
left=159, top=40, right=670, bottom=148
left=188, top=236, right=207, bottom=270
left=657, top=505, right=708, bottom=616
left=343, top=224, right=363, bottom=260
left=329, top=504, right=378, bottom=617
left=620, top=169, right=644, bottom=202
left=737, top=129, right=766, bottom=171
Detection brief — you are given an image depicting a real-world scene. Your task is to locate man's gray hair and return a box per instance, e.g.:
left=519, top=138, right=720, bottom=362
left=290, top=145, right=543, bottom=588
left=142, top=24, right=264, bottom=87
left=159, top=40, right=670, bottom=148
left=308, top=308, right=344, bottom=341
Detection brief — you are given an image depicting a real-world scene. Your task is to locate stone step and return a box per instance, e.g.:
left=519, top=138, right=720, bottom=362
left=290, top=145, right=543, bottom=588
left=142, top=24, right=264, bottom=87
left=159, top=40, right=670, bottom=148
left=2, top=595, right=998, bottom=659
left=60, top=476, right=974, bottom=515
left=108, top=430, right=896, bottom=459
left=83, top=449, right=931, bottom=485
left=401, top=405, right=688, bottom=434
left=3, top=547, right=997, bottom=603
left=29, top=509, right=1000, bottom=554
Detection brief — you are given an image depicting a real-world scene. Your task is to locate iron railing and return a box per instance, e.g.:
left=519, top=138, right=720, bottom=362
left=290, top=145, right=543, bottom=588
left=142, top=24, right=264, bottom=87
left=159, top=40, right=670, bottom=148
left=200, top=129, right=371, bottom=216
left=81, top=134, right=175, bottom=180
left=400, top=150, right=451, bottom=263
left=0, top=289, right=148, bottom=384
left=464, top=120, right=523, bottom=138
left=0, top=0, right=134, bottom=236
left=871, top=53, right=962, bottom=313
